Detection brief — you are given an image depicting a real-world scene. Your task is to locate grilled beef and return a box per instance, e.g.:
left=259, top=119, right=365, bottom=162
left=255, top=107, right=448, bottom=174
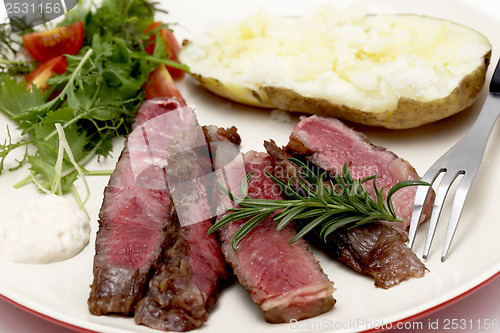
left=317, top=223, right=426, bottom=289
left=264, top=115, right=430, bottom=288
left=134, top=125, right=232, bottom=331
left=212, top=144, right=335, bottom=323
left=134, top=220, right=228, bottom=331
left=285, top=115, right=433, bottom=231
left=88, top=98, right=203, bottom=315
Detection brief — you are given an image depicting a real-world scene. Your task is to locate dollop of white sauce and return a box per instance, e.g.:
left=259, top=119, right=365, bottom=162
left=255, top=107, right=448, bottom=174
left=0, top=194, right=90, bottom=264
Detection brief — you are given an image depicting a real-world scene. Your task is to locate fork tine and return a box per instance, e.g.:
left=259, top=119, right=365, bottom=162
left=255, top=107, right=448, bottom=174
left=441, top=172, right=476, bottom=261
left=408, top=186, right=430, bottom=248
left=408, top=166, right=443, bottom=249
left=422, top=170, right=463, bottom=259
left=406, top=58, right=500, bottom=261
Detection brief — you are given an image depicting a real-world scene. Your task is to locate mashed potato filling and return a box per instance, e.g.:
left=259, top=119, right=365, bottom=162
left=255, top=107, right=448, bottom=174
left=180, top=4, right=491, bottom=114
left=0, top=194, right=90, bottom=264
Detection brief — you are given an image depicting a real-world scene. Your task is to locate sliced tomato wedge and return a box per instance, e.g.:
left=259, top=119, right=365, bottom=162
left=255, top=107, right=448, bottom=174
left=144, top=64, right=185, bottom=103
left=23, top=21, right=84, bottom=62
left=145, top=22, right=184, bottom=79
left=25, top=56, right=68, bottom=90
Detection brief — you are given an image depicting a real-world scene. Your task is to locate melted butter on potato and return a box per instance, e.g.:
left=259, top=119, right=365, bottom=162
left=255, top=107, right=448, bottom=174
left=180, top=4, right=491, bottom=128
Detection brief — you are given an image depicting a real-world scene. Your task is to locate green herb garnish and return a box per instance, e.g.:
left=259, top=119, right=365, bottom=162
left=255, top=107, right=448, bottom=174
left=208, top=159, right=429, bottom=250
left=0, top=22, right=34, bottom=75
left=0, top=0, right=188, bottom=201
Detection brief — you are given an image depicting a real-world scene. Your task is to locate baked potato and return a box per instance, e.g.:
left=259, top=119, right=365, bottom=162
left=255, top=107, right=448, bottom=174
left=179, top=6, right=491, bottom=129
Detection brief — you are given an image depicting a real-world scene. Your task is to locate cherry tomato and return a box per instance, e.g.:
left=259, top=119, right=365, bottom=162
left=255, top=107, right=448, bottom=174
left=25, top=56, right=68, bottom=90
left=22, top=21, right=84, bottom=62
left=144, top=64, right=185, bottom=103
left=145, top=22, right=184, bottom=79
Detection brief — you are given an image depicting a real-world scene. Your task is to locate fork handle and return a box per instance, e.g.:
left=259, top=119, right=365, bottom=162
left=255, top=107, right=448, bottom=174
left=490, top=57, right=500, bottom=94
left=461, top=57, right=500, bottom=148
left=460, top=93, right=500, bottom=154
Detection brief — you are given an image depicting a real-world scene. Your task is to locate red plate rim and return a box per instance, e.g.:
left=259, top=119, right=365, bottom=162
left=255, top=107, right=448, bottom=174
left=1, top=270, right=500, bottom=333
left=0, top=293, right=97, bottom=333
left=364, top=271, right=500, bottom=332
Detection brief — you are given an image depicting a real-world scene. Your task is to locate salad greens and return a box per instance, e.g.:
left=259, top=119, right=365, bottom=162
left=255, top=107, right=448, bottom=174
left=0, top=22, right=34, bottom=75
left=0, top=0, right=188, bottom=206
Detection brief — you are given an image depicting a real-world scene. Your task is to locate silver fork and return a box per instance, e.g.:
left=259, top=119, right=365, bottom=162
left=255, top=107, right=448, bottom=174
left=408, top=57, right=500, bottom=262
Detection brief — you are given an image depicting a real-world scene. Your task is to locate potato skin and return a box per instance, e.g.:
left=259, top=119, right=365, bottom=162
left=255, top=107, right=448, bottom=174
left=183, top=13, right=492, bottom=129
left=190, top=50, right=489, bottom=129
left=263, top=50, right=491, bottom=129
left=190, top=73, right=274, bottom=107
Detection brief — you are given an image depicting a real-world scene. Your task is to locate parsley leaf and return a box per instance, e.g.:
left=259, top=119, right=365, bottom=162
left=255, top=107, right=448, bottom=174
left=0, top=74, right=47, bottom=118
left=0, top=0, right=183, bottom=198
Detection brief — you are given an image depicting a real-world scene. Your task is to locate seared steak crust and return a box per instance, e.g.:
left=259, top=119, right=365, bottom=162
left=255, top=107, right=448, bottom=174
left=134, top=125, right=231, bottom=331
left=264, top=117, right=429, bottom=288
left=134, top=219, right=228, bottom=331
left=89, top=98, right=239, bottom=327
left=88, top=98, right=189, bottom=315
left=315, top=223, right=426, bottom=288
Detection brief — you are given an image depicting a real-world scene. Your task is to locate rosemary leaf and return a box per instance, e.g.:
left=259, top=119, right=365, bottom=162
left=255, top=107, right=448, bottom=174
left=274, top=205, right=308, bottom=230
left=386, top=179, right=427, bottom=217
left=290, top=209, right=339, bottom=243
left=208, top=160, right=430, bottom=250
left=321, top=215, right=361, bottom=240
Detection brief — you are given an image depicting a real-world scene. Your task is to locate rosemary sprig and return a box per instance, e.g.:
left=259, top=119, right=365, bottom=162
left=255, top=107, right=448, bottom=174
left=208, top=159, right=429, bottom=250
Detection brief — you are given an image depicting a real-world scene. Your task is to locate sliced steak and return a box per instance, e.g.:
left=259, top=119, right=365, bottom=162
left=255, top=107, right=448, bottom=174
left=213, top=146, right=335, bottom=323
left=134, top=125, right=232, bottom=331
left=88, top=97, right=200, bottom=315
left=264, top=116, right=430, bottom=288
left=318, top=223, right=426, bottom=289
left=286, top=115, right=433, bottom=231
left=134, top=220, right=227, bottom=331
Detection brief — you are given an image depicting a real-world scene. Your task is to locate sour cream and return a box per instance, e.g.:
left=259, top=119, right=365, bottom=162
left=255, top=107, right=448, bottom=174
left=0, top=194, right=90, bottom=264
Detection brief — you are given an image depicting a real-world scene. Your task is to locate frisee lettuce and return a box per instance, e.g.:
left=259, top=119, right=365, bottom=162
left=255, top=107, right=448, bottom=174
left=0, top=0, right=188, bottom=202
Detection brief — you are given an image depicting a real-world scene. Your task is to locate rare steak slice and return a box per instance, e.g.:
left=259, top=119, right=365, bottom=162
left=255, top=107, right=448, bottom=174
left=213, top=146, right=335, bottom=323
left=134, top=220, right=228, bottom=331
left=285, top=115, right=433, bottom=231
left=134, top=125, right=233, bottom=331
left=88, top=97, right=200, bottom=315
left=264, top=115, right=429, bottom=288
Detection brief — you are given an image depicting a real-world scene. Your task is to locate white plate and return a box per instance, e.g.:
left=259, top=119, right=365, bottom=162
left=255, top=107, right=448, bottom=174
left=1, top=0, right=500, bottom=332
